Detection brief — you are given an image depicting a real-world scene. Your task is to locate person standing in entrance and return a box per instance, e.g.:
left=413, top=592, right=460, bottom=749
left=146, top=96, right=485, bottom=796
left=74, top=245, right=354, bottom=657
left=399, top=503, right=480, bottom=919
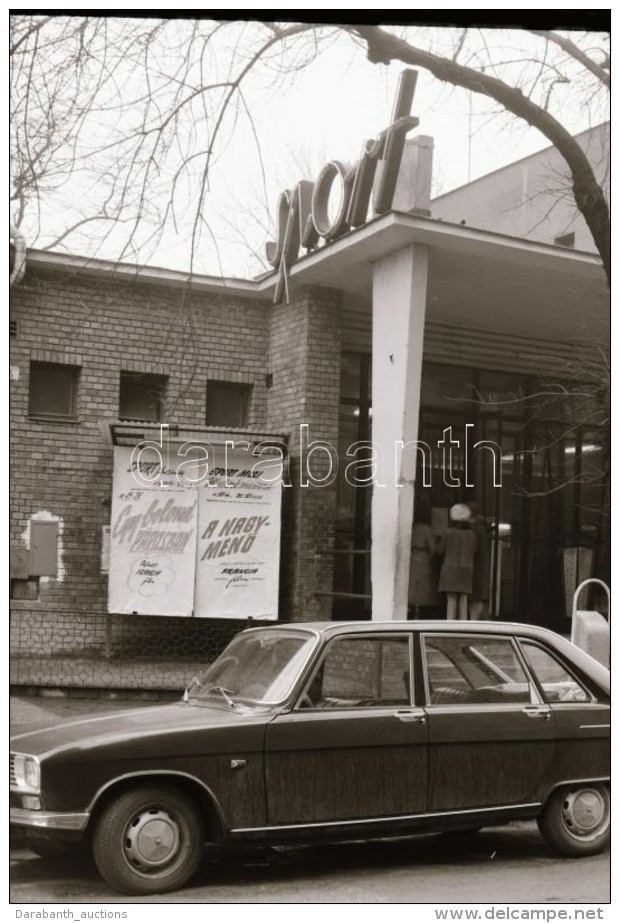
left=438, top=503, right=477, bottom=620
left=408, top=493, right=439, bottom=619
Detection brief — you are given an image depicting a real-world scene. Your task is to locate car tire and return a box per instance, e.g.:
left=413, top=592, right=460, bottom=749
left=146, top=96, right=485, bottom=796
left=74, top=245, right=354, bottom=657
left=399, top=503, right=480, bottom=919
left=538, top=783, right=610, bottom=857
left=93, top=784, right=204, bottom=895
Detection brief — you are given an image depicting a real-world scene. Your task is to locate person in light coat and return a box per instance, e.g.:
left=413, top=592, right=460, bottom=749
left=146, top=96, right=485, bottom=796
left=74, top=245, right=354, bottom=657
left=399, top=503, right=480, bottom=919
left=438, top=503, right=477, bottom=620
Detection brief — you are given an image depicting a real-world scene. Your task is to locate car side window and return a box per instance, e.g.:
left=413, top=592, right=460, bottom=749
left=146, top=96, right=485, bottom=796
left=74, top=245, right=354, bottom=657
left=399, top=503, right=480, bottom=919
left=298, top=636, right=411, bottom=709
left=519, top=641, right=592, bottom=703
left=423, top=634, right=537, bottom=705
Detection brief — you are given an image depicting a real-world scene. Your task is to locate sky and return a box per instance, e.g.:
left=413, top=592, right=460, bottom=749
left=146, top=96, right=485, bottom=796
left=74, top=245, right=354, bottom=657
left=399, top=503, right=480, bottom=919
left=10, top=15, right=611, bottom=279
left=201, top=26, right=608, bottom=277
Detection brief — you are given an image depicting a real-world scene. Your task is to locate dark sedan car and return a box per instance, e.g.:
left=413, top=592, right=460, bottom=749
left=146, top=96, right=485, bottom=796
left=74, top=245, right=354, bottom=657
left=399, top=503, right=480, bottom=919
left=10, top=621, right=610, bottom=895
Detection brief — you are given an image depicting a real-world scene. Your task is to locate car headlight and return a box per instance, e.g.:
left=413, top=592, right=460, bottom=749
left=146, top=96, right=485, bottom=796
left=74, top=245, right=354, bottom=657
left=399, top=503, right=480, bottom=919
left=11, top=754, right=41, bottom=792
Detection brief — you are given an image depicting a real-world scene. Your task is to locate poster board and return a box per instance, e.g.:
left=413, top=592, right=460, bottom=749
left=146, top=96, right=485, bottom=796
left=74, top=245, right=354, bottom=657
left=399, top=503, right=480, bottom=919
left=108, top=439, right=283, bottom=619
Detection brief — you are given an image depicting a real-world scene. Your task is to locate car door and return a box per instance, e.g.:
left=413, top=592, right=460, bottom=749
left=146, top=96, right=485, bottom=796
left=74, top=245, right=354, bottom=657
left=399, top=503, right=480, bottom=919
left=264, top=633, right=428, bottom=826
left=517, top=638, right=610, bottom=787
left=422, top=632, right=556, bottom=812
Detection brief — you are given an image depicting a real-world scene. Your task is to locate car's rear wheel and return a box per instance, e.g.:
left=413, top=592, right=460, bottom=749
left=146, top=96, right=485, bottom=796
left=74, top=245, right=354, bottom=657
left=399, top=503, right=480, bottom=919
left=538, top=783, right=610, bottom=857
left=93, top=784, right=204, bottom=895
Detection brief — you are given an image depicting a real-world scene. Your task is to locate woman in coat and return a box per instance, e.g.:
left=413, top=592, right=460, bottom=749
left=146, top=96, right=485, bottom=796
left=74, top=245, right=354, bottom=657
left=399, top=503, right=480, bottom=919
left=438, top=503, right=477, bottom=620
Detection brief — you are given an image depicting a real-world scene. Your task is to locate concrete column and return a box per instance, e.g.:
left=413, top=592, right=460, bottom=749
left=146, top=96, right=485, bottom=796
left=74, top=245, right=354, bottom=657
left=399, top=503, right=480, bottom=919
left=371, top=244, right=429, bottom=620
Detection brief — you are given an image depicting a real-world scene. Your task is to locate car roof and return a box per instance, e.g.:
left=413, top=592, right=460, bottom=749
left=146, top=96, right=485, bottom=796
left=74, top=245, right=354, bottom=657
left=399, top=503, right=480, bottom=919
left=249, top=619, right=561, bottom=639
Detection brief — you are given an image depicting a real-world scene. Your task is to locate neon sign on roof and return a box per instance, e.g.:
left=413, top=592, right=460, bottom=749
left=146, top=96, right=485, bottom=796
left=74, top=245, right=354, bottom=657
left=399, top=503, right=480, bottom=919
left=266, top=69, right=420, bottom=304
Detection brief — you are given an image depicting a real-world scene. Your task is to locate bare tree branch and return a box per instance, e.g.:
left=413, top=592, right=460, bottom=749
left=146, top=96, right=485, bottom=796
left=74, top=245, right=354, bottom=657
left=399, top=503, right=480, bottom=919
left=9, top=18, right=609, bottom=287
left=529, top=30, right=611, bottom=88
left=9, top=14, right=53, bottom=56
left=346, top=24, right=610, bottom=283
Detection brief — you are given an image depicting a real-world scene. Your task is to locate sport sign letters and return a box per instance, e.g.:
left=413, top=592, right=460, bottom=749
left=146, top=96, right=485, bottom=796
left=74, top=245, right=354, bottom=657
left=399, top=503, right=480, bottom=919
left=266, top=69, right=419, bottom=303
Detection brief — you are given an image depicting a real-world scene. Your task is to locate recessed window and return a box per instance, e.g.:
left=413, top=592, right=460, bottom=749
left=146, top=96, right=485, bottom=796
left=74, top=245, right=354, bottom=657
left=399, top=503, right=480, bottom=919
left=554, top=232, right=575, bottom=249
left=206, top=381, right=251, bottom=427
left=29, top=362, right=79, bottom=420
left=119, top=372, right=167, bottom=422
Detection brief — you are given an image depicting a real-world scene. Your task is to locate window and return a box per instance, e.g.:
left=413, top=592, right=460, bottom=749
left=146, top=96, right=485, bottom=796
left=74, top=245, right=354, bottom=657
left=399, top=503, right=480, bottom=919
left=335, top=353, right=372, bottom=609
left=299, top=636, right=411, bottom=708
left=520, top=641, right=591, bottom=703
left=420, top=362, right=475, bottom=410
left=423, top=634, right=537, bottom=705
left=29, top=362, right=79, bottom=420
left=206, top=381, right=251, bottom=427
left=119, top=372, right=167, bottom=422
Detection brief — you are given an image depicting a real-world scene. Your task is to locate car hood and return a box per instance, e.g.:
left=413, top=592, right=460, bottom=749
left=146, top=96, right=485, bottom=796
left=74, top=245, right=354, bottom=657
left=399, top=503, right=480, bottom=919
left=10, top=700, right=273, bottom=759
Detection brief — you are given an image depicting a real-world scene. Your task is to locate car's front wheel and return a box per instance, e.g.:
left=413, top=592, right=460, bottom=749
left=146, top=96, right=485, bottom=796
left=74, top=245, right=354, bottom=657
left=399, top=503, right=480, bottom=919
left=93, top=784, right=204, bottom=895
left=538, top=783, right=610, bottom=857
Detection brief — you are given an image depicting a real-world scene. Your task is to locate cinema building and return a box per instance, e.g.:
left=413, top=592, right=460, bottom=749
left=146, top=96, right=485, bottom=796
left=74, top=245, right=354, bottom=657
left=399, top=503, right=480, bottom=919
left=9, top=101, right=609, bottom=691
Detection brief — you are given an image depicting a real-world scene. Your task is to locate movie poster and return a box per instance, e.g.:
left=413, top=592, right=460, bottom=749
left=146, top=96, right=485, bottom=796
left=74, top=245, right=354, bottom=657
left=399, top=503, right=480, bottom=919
left=108, top=446, right=198, bottom=616
left=108, top=441, right=282, bottom=619
left=194, top=449, right=282, bottom=619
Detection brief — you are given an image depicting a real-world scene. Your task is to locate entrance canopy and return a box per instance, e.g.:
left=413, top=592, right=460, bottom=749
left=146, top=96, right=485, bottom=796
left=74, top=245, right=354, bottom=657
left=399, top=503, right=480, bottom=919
left=258, top=209, right=607, bottom=341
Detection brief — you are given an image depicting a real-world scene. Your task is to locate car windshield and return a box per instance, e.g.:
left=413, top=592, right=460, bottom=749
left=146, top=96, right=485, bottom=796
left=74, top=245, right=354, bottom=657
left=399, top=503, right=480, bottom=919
left=188, top=629, right=317, bottom=705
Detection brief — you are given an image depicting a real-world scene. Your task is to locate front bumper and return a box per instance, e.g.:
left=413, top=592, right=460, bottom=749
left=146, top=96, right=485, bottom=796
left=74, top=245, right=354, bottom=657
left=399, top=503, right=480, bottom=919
left=10, top=807, right=89, bottom=832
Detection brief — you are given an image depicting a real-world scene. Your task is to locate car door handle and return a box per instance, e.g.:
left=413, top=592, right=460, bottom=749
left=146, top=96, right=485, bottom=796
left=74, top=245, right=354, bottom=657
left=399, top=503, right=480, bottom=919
left=394, top=709, right=426, bottom=724
left=522, top=706, right=551, bottom=720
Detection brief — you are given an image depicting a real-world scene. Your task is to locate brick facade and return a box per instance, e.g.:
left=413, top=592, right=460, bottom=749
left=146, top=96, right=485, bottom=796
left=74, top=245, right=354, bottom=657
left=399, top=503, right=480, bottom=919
left=267, top=286, right=342, bottom=621
left=10, top=264, right=342, bottom=687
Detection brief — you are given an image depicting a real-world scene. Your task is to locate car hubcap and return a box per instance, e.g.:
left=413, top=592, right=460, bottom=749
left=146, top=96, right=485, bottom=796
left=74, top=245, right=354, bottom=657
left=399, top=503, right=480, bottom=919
left=124, top=808, right=181, bottom=873
left=562, top=788, right=609, bottom=839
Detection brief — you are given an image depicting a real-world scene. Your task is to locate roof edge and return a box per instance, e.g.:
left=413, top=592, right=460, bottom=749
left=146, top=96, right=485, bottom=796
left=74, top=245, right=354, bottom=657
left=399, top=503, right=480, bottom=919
left=21, top=249, right=267, bottom=300
left=20, top=209, right=603, bottom=302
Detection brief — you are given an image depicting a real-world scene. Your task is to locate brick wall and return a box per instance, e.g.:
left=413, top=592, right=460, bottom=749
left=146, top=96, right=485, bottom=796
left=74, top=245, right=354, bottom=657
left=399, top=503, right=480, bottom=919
left=266, top=285, right=342, bottom=622
left=10, top=268, right=270, bottom=673
left=10, top=269, right=343, bottom=682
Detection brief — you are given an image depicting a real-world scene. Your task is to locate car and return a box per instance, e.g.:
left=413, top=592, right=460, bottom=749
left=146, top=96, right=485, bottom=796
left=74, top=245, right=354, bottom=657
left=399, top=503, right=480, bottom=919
left=10, top=620, right=610, bottom=895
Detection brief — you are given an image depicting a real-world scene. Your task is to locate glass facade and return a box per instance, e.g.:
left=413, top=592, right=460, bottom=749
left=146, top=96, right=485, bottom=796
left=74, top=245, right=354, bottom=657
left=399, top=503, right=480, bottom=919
left=333, top=354, right=609, bottom=629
